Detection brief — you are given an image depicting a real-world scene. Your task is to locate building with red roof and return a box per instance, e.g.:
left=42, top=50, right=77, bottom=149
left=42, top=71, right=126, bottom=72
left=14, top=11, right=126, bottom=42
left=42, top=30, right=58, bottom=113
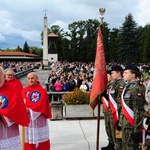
left=0, top=51, right=42, bottom=62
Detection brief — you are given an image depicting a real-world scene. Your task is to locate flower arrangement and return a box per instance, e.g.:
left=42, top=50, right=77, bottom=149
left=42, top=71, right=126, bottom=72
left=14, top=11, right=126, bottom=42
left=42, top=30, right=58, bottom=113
left=62, top=88, right=90, bottom=105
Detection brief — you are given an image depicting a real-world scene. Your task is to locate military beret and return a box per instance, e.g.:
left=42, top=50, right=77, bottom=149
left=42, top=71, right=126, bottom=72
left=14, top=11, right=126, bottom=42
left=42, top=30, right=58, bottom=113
left=111, top=65, right=123, bottom=72
left=124, top=64, right=139, bottom=73
left=107, top=70, right=111, bottom=75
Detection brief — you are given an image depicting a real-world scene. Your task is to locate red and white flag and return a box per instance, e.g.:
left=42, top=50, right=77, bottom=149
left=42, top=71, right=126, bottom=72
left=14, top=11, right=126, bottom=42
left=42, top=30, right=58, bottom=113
left=121, top=88, right=134, bottom=126
left=109, top=90, right=118, bottom=125
left=102, top=97, right=109, bottom=111
left=90, top=27, right=107, bottom=110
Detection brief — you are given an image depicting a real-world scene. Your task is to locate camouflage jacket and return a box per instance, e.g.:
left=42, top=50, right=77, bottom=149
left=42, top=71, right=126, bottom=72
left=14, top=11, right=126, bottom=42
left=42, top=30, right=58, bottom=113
left=102, top=82, right=114, bottom=113
left=122, top=81, right=146, bottom=131
left=109, top=78, right=125, bottom=111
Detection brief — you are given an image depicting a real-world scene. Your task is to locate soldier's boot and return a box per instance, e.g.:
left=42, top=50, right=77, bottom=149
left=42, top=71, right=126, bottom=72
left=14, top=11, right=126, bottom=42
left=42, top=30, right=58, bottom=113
left=101, top=142, right=114, bottom=150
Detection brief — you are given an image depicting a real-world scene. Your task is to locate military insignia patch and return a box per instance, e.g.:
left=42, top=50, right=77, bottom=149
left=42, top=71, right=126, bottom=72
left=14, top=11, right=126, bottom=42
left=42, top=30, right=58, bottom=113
left=119, top=86, right=124, bottom=91
left=110, top=90, right=115, bottom=94
left=124, top=94, right=131, bottom=98
left=30, top=91, right=41, bottom=102
left=0, top=95, right=8, bottom=109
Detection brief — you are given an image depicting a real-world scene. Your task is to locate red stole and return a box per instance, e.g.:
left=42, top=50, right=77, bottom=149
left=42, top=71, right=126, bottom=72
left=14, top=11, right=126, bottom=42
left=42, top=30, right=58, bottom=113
left=0, top=82, right=29, bottom=126
left=21, top=83, right=52, bottom=119
left=6, top=78, right=23, bottom=92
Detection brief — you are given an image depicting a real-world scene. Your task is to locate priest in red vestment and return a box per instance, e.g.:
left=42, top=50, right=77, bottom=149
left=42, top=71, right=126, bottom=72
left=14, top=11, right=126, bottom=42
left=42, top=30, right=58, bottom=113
left=21, top=72, right=52, bottom=150
left=0, top=67, right=29, bottom=150
left=5, top=68, right=23, bottom=92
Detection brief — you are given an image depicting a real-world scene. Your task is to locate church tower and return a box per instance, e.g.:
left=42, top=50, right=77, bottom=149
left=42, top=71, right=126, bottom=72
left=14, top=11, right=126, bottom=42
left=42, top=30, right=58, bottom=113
left=42, top=12, right=48, bottom=66
left=42, top=10, right=59, bottom=64
left=48, top=32, right=59, bottom=61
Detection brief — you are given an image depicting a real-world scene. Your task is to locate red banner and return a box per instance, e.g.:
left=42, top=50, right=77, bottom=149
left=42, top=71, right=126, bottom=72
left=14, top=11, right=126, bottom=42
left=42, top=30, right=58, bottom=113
left=89, top=27, right=107, bottom=110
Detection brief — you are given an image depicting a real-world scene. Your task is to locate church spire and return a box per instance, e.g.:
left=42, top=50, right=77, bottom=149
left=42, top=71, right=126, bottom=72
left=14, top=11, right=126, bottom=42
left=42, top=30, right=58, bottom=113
left=43, top=8, right=47, bottom=17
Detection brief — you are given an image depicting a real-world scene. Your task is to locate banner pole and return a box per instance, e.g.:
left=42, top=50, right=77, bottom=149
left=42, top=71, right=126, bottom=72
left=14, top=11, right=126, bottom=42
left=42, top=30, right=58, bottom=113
left=96, top=95, right=101, bottom=150
left=96, top=8, right=106, bottom=150
left=21, top=126, right=25, bottom=150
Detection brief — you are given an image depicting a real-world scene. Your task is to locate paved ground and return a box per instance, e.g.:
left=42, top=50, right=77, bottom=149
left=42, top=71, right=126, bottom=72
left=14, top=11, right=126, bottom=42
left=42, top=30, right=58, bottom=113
left=20, top=69, right=108, bottom=150
left=49, top=119, right=107, bottom=150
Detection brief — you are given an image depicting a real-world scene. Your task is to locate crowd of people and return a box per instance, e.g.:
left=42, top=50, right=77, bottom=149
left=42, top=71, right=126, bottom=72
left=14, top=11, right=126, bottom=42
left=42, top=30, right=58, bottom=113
left=0, top=60, right=150, bottom=150
left=0, top=61, right=41, bottom=73
left=46, top=61, right=150, bottom=149
left=46, top=61, right=150, bottom=92
left=47, top=61, right=94, bottom=92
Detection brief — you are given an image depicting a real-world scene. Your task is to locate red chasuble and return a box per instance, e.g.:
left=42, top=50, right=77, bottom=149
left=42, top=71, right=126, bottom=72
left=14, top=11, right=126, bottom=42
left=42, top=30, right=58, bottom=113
left=0, top=82, right=29, bottom=126
left=21, top=82, right=52, bottom=119
left=6, top=78, right=23, bottom=92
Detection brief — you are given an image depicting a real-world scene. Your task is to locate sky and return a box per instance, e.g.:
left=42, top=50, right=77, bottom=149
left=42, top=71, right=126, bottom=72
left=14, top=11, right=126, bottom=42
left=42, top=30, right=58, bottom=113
left=0, top=0, right=150, bottom=49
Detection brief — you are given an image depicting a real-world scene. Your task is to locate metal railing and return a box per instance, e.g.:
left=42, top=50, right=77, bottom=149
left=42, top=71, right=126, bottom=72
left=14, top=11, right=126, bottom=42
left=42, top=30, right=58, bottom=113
left=47, top=91, right=68, bottom=119
left=47, top=91, right=69, bottom=102
left=14, top=68, right=34, bottom=79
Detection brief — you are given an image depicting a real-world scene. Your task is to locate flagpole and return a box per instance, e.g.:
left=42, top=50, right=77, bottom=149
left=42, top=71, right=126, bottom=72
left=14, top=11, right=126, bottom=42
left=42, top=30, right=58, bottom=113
left=96, top=95, right=101, bottom=150
left=21, top=126, right=25, bottom=150
left=96, top=8, right=106, bottom=150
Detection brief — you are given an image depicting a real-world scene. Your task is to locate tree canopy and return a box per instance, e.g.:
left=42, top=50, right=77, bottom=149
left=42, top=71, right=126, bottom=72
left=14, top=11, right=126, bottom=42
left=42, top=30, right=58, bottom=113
left=3, top=13, right=150, bottom=64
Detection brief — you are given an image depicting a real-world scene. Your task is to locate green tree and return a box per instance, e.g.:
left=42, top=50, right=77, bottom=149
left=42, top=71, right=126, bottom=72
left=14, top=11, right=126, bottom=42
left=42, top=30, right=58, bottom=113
left=116, top=13, right=139, bottom=64
left=66, top=19, right=100, bottom=62
left=60, top=36, right=70, bottom=61
left=29, top=46, right=41, bottom=55
left=109, top=28, right=119, bottom=62
left=14, top=45, right=22, bottom=52
left=23, top=41, right=30, bottom=53
left=67, top=21, right=79, bottom=61
left=102, top=22, right=110, bottom=62
left=84, top=19, right=100, bottom=62
left=40, top=17, right=150, bottom=63
left=140, top=24, right=150, bottom=62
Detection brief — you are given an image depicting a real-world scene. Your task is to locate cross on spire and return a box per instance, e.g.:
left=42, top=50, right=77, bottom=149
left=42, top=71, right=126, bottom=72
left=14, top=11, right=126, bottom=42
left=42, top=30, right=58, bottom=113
left=43, top=8, right=48, bottom=16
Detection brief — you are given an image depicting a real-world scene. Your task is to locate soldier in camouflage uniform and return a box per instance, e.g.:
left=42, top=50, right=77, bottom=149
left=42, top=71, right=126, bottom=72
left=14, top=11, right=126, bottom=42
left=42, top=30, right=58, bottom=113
left=101, top=71, right=114, bottom=150
left=108, top=65, right=125, bottom=150
left=121, top=64, right=145, bottom=150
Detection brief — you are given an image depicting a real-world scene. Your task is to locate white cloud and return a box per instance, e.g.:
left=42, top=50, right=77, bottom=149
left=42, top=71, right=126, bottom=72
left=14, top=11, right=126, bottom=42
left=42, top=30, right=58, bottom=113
left=20, top=30, right=41, bottom=42
left=0, top=0, right=149, bottom=48
left=137, top=0, right=150, bottom=26
left=0, top=33, right=6, bottom=42
left=0, top=10, right=13, bottom=34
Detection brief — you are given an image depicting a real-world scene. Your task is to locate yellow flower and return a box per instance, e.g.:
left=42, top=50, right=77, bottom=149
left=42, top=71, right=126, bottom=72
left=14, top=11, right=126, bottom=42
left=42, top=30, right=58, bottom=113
left=62, top=88, right=90, bottom=105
